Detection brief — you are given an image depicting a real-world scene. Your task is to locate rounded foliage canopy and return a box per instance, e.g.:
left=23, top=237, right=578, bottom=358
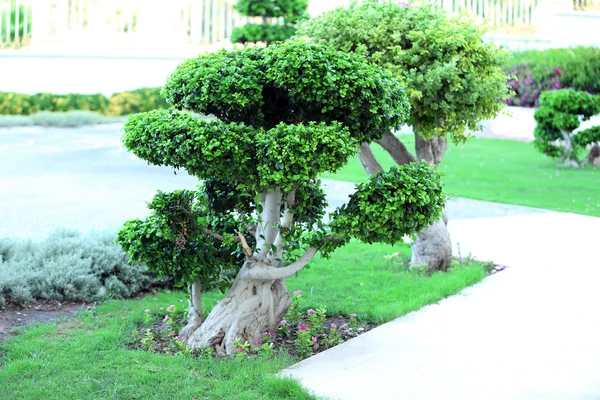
left=126, top=43, right=410, bottom=193
left=294, top=1, right=510, bottom=141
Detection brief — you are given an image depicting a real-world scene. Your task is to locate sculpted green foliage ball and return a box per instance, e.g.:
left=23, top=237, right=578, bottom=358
left=295, top=1, right=510, bottom=141
left=330, top=162, right=445, bottom=248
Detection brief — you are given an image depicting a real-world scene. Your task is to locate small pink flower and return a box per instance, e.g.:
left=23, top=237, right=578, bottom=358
left=163, top=315, right=169, bottom=322
left=349, top=313, right=357, bottom=318
left=293, top=290, right=302, bottom=296
left=307, top=309, right=316, bottom=315
left=299, top=325, right=308, bottom=331
left=144, top=309, right=151, bottom=313
left=168, top=332, right=177, bottom=337
left=166, top=305, right=175, bottom=312
left=330, top=323, right=337, bottom=329
left=256, top=340, right=263, bottom=345
left=235, top=348, right=244, bottom=353
left=280, top=319, right=287, bottom=325
left=269, top=332, right=275, bottom=339
left=312, top=337, right=317, bottom=343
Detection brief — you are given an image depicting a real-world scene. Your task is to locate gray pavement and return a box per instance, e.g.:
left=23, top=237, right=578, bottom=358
left=282, top=211, right=600, bottom=400
left=0, top=124, right=547, bottom=240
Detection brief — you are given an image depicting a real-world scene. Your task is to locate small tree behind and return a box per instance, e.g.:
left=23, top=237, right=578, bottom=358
left=533, top=89, right=600, bottom=167
left=295, top=1, right=510, bottom=271
left=231, top=0, right=308, bottom=46
left=117, top=43, right=446, bottom=355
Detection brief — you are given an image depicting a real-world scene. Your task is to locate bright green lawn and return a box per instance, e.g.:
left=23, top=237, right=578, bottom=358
left=322, top=136, right=600, bottom=217
left=0, top=242, right=486, bottom=399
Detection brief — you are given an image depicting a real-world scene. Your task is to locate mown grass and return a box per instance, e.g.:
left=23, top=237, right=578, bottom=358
left=322, top=136, right=600, bottom=217
left=0, top=242, right=487, bottom=399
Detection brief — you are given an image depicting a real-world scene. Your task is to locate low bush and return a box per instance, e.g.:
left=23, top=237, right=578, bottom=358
left=0, top=229, right=170, bottom=306
left=0, top=87, right=167, bottom=116
left=504, top=46, right=600, bottom=107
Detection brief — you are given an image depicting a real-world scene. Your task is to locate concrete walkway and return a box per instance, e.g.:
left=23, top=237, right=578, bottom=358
left=282, top=210, right=600, bottom=399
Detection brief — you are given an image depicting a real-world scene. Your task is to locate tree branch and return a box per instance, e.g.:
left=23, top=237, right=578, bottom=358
left=244, top=247, right=318, bottom=281
left=358, top=142, right=383, bottom=176
left=202, top=228, right=225, bottom=241
left=375, top=131, right=416, bottom=165
left=238, top=232, right=253, bottom=257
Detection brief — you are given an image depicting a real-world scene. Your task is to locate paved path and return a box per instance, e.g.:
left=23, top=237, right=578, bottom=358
left=0, top=124, right=546, bottom=240
left=282, top=211, right=600, bottom=399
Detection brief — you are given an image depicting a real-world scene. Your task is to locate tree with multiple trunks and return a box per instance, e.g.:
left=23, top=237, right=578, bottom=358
left=231, top=0, right=308, bottom=45
left=295, top=1, right=510, bottom=271
left=116, top=42, right=446, bottom=355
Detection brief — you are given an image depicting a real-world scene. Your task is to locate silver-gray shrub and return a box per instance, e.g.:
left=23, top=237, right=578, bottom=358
left=0, top=229, right=168, bottom=306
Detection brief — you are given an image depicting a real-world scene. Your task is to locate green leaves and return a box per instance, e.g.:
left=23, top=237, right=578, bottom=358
left=533, top=89, right=600, bottom=162
left=295, top=1, right=510, bottom=142
left=232, top=0, right=309, bottom=44
left=115, top=189, right=247, bottom=293
left=257, top=121, right=358, bottom=192
left=125, top=43, right=410, bottom=192
left=330, top=162, right=445, bottom=246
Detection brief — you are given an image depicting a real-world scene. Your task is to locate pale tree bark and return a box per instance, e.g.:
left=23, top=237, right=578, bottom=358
left=358, top=142, right=383, bottom=176
left=184, top=188, right=318, bottom=356
left=412, top=129, right=452, bottom=272
left=559, top=130, right=580, bottom=167
left=180, top=280, right=204, bottom=338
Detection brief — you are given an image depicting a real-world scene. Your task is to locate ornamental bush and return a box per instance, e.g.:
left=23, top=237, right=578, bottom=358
left=0, top=230, right=167, bottom=306
left=231, top=0, right=308, bottom=45
left=117, top=42, right=445, bottom=355
left=504, top=46, right=600, bottom=107
left=533, top=89, right=600, bottom=166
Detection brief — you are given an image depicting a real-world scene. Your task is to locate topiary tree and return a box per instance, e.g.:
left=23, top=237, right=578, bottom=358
left=117, top=42, right=446, bottom=355
left=231, top=0, right=308, bottom=46
left=533, top=89, right=600, bottom=167
left=294, top=1, right=510, bottom=271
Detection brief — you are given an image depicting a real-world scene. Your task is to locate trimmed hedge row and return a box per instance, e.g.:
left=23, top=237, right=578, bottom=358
left=0, top=87, right=168, bottom=116
left=504, top=46, right=600, bottom=108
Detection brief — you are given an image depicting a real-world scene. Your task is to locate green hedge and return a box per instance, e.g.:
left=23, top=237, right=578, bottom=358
left=0, top=87, right=168, bottom=116
left=504, top=46, right=600, bottom=107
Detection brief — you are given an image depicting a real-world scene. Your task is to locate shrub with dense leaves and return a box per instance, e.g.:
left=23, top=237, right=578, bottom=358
left=295, top=1, right=509, bottom=142
left=118, top=42, right=445, bottom=355
left=533, top=89, right=600, bottom=166
left=0, top=230, right=168, bottom=307
left=504, top=47, right=600, bottom=107
left=231, top=0, right=308, bottom=45
left=0, top=87, right=167, bottom=116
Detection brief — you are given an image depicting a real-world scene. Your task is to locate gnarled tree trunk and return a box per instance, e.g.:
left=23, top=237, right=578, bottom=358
left=183, top=188, right=318, bottom=356
left=186, top=264, right=291, bottom=355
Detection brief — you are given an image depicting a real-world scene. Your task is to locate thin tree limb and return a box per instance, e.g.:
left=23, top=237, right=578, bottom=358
left=358, top=142, right=384, bottom=176
left=238, top=232, right=254, bottom=257
left=375, top=131, right=416, bottom=165
left=244, top=247, right=318, bottom=281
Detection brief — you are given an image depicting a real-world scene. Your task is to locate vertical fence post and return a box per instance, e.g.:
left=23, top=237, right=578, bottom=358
left=204, top=0, right=210, bottom=43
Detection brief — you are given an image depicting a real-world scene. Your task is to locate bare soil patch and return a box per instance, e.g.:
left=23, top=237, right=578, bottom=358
left=0, top=300, right=84, bottom=344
